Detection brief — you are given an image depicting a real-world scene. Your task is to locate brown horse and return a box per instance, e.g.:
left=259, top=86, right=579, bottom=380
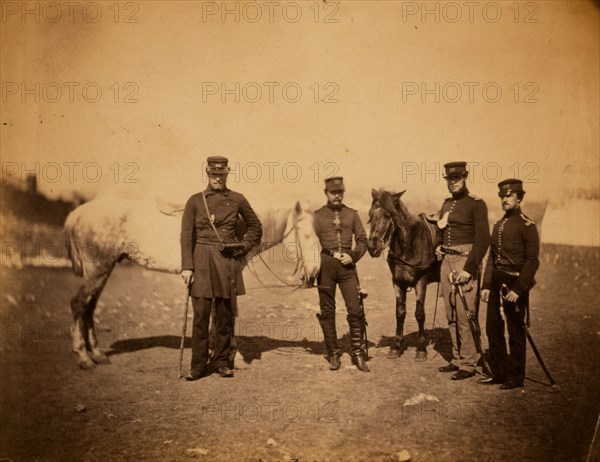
left=64, top=193, right=321, bottom=369
left=367, top=188, right=439, bottom=361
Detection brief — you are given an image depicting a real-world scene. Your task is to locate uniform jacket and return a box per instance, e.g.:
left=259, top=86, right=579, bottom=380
left=314, top=204, right=368, bottom=263
left=435, top=189, right=490, bottom=276
left=482, top=207, right=540, bottom=295
left=180, top=187, right=262, bottom=298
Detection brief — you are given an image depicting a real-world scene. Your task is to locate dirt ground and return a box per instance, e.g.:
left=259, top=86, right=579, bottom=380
left=1, top=243, right=599, bottom=462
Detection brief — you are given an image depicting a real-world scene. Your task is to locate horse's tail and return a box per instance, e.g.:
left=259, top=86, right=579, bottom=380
left=64, top=210, right=84, bottom=277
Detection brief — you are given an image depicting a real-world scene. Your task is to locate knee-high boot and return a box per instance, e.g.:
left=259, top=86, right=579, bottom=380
left=348, top=315, right=369, bottom=372
left=316, top=313, right=341, bottom=370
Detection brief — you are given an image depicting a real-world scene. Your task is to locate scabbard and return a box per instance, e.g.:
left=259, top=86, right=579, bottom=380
left=230, top=258, right=238, bottom=317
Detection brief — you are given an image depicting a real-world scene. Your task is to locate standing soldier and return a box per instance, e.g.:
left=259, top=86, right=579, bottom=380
left=435, top=162, right=490, bottom=380
left=479, top=179, right=540, bottom=389
left=314, top=177, right=369, bottom=372
left=180, top=156, right=262, bottom=381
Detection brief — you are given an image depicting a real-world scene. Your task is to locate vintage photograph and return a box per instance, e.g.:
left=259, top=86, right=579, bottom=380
left=1, top=1, right=599, bottom=460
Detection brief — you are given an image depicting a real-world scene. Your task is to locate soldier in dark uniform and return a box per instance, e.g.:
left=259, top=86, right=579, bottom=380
left=180, top=156, right=262, bottom=380
left=435, top=162, right=490, bottom=380
left=479, top=179, right=540, bottom=389
left=314, top=177, right=369, bottom=372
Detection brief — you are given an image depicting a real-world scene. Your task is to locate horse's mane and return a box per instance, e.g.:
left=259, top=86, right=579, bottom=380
left=377, top=189, right=417, bottom=226
left=255, top=207, right=293, bottom=246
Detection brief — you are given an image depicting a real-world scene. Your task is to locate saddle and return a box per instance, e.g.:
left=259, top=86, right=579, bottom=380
left=418, top=213, right=441, bottom=284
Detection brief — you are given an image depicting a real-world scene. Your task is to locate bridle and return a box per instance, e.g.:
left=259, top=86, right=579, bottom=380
left=371, top=200, right=436, bottom=269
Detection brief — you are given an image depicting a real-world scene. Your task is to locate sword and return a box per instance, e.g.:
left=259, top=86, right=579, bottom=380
left=501, top=284, right=560, bottom=392
left=451, top=272, right=492, bottom=377
left=355, top=268, right=369, bottom=359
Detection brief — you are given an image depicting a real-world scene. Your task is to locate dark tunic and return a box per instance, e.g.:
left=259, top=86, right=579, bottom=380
left=482, top=207, right=540, bottom=295
left=437, top=189, right=490, bottom=275
left=180, top=187, right=262, bottom=298
left=313, top=204, right=368, bottom=262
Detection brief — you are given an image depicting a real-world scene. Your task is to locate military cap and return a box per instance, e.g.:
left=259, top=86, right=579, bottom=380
left=324, top=176, right=345, bottom=192
left=497, top=178, right=525, bottom=197
left=443, top=161, right=468, bottom=178
left=206, top=156, right=230, bottom=174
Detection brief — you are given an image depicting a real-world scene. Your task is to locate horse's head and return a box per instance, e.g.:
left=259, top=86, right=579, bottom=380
left=367, top=188, right=405, bottom=257
left=282, top=201, right=320, bottom=288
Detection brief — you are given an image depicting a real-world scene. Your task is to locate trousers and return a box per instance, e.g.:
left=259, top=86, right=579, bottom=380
left=190, top=297, right=234, bottom=371
left=317, top=255, right=362, bottom=321
left=440, top=245, right=480, bottom=373
left=485, top=270, right=528, bottom=385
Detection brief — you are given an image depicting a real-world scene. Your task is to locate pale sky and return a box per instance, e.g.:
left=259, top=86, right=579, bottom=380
left=1, top=1, right=598, bottom=212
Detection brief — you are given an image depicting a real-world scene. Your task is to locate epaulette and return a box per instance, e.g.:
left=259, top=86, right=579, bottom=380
left=468, top=193, right=483, bottom=201
left=444, top=196, right=453, bottom=202
left=520, top=213, right=535, bottom=226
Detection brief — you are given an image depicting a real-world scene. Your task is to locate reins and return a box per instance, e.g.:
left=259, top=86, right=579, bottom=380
left=243, top=208, right=309, bottom=295
left=378, top=206, right=436, bottom=269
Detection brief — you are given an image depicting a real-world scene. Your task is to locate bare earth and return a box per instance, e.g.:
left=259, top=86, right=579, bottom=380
left=1, top=244, right=598, bottom=462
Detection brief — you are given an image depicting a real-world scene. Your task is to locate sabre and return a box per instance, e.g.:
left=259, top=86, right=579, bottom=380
left=451, top=271, right=492, bottom=378
left=355, top=269, right=369, bottom=360
left=501, top=284, right=560, bottom=392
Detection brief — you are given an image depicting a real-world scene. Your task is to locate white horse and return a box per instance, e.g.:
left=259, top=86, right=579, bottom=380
left=64, top=194, right=321, bottom=369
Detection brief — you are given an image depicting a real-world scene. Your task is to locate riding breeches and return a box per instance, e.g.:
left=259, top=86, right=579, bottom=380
left=440, top=245, right=480, bottom=373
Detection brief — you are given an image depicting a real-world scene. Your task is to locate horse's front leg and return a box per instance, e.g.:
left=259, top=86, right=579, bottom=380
left=388, top=280, right=407, bottom=359
left=414, top=277, right=428, bottom=362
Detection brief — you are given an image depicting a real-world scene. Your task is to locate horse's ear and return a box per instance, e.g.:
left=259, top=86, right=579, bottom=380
left=391, top=190, right=406, bottom=207
left=294, top=201, right=302, bottom=214
left=371, top=189, right=379, bottom=201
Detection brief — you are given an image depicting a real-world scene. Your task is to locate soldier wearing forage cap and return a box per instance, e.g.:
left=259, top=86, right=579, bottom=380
left=313, top=177, right=370, bottom=372
left=180, top=156, right=262, bottom=380
left=479, top=179, right=540, bottom=389
left=435, top=161, right=490, bottom=380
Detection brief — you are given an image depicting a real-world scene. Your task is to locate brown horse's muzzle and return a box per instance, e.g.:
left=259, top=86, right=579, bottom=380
left=368, top=238, right=383, bottom=257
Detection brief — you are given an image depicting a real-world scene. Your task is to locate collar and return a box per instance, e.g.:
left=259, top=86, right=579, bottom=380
left=204, top=186, right=230, bottom=197
left=504, top=206, right=521, bottom=218
left=326, top=202, right=343, bottom=211
left=451, top=189, right=469, bottom=200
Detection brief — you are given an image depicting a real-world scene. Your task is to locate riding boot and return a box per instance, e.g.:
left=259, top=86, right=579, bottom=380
left=348, top=315, right=369, bottom=372
left=316, top=313, right=341, bottom=370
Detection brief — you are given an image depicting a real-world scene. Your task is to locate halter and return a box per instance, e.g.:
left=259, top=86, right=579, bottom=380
left=374, top=202, right=436, bottom=269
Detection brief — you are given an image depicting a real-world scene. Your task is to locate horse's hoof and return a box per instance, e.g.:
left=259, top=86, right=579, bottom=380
left=92, top=354, right=110, bottom=365
left=79, top=358, right=96, bottom=369
left=414, top=351, right=428, bottom=362
left=388, top=348, right=402, bottom=359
